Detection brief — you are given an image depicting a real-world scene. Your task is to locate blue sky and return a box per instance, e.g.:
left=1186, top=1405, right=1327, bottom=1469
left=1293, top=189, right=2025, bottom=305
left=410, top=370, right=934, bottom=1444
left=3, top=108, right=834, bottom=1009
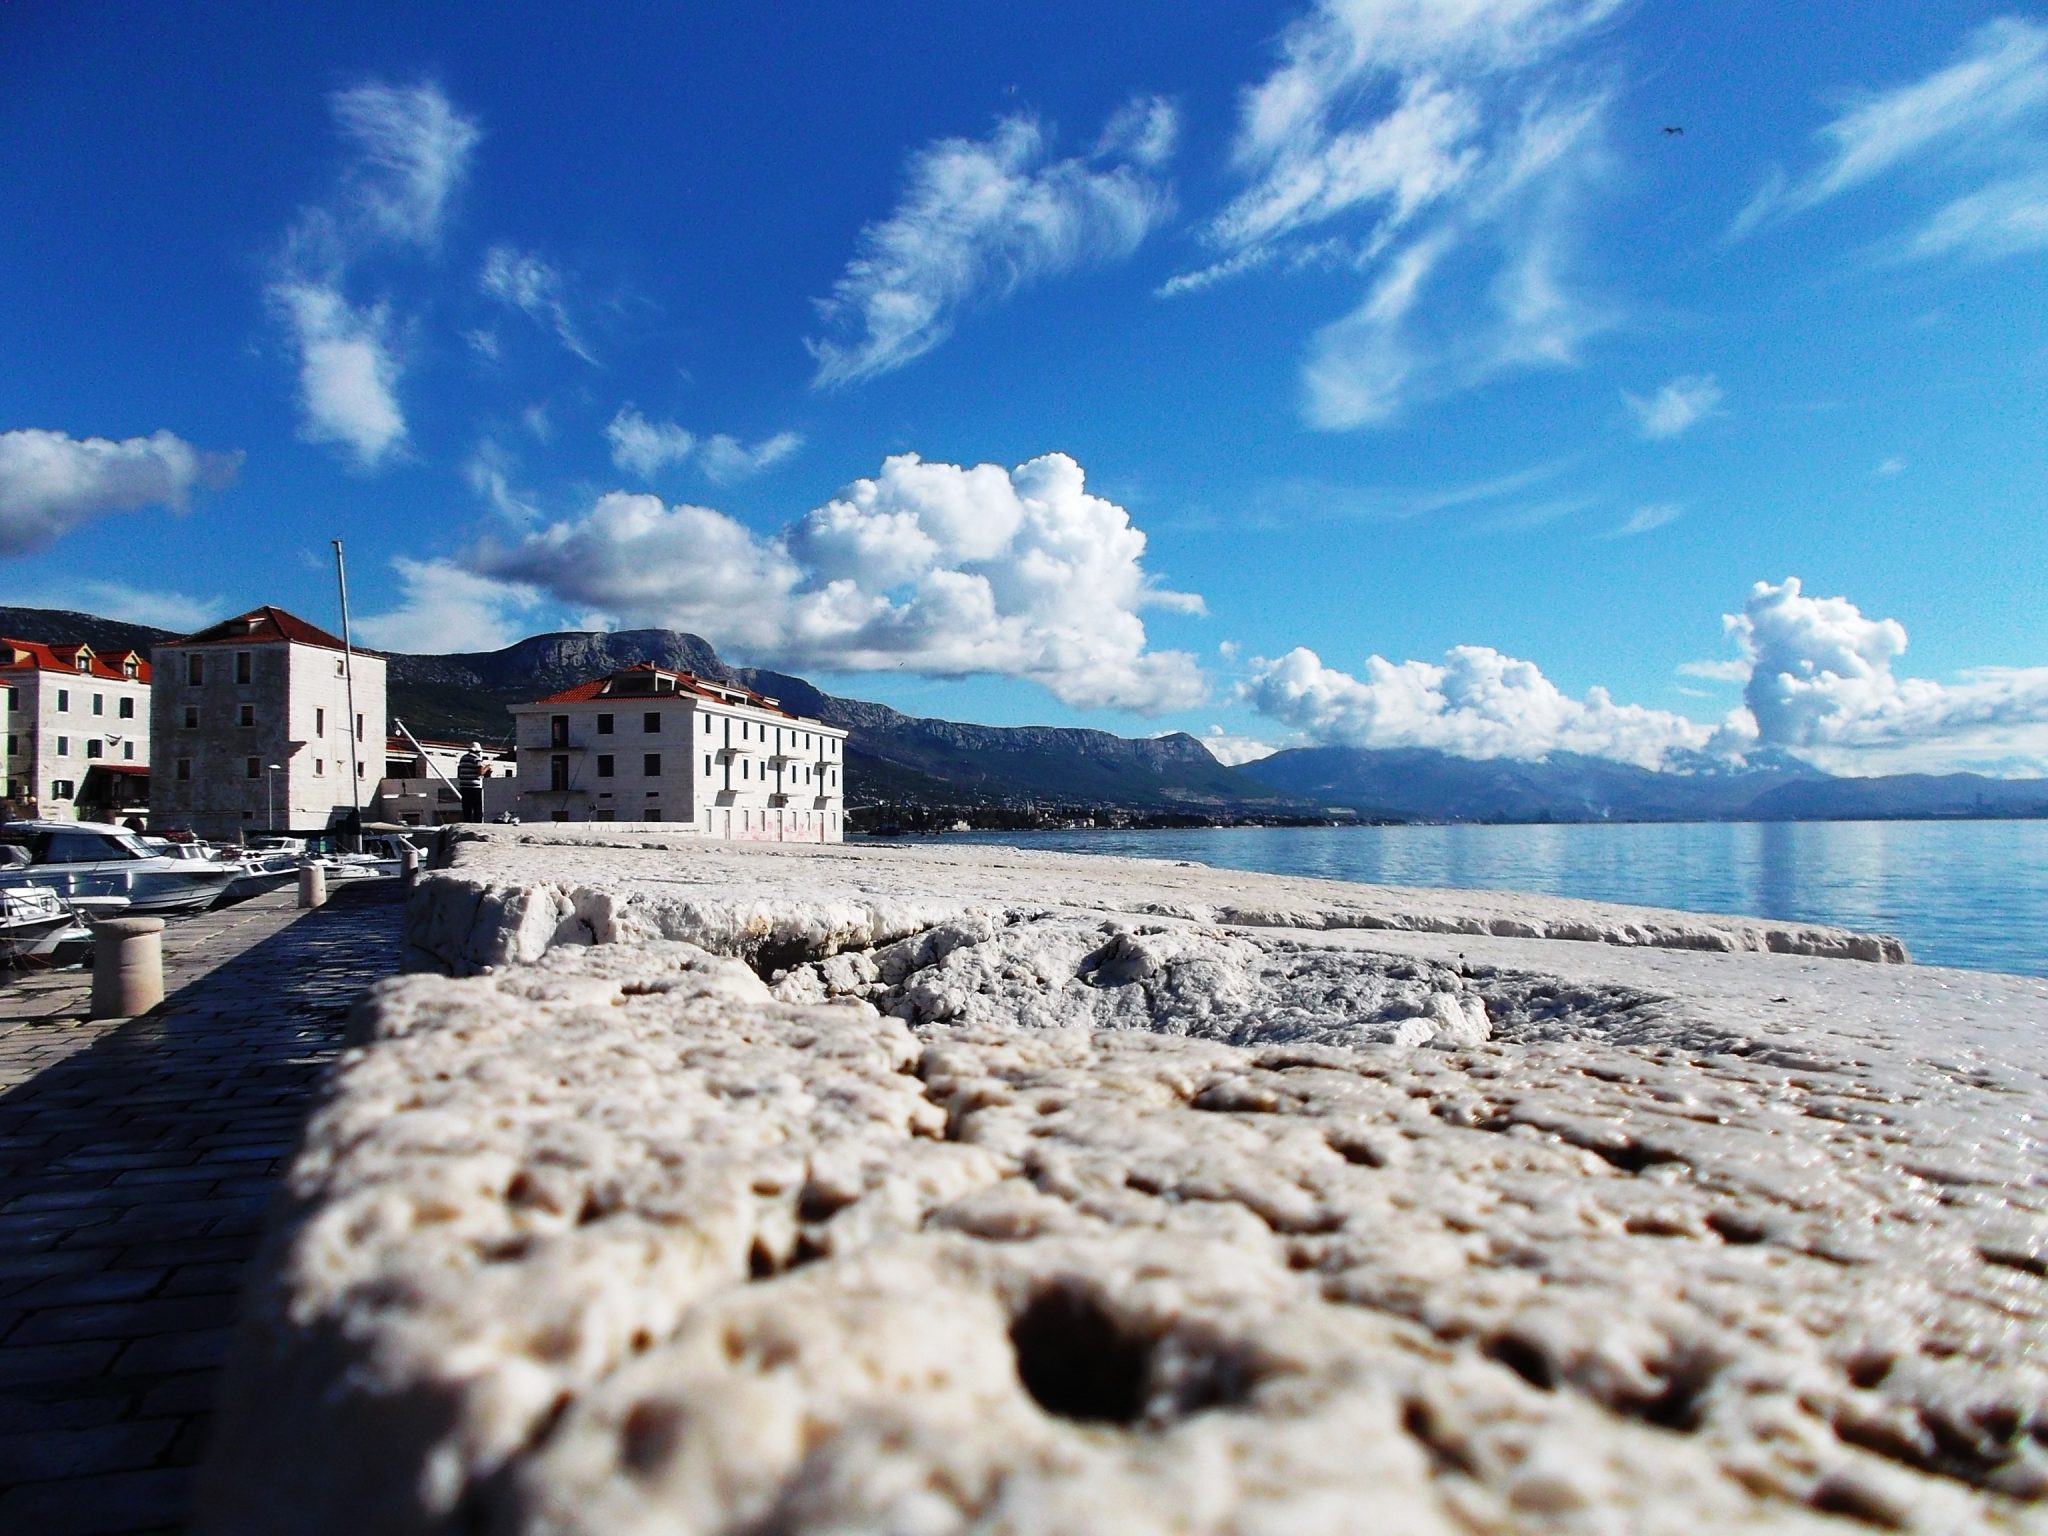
left=4, top=1, right=2046, bottom=774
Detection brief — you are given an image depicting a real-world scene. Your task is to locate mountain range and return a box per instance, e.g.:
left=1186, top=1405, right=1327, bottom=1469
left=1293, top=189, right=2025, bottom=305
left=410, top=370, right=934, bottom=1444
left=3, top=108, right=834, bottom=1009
left=4, top=606, right=2044, bottom=824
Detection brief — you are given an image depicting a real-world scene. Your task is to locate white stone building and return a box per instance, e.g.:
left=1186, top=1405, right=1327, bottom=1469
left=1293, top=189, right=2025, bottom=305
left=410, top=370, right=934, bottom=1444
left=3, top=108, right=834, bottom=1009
left=509, top=665, right=847, bottom=840
left=2, top=640, right=154, bottom=823
left=149, top=606, right=388, bottom=841
left=375, top=735, right=518, bottom=827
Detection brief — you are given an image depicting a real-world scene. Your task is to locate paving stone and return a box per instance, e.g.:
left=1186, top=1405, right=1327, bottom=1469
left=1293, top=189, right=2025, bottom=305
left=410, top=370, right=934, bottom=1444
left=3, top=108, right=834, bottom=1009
left=0, top=1464, right=192, bottom=1535
left=0, top=1416, right=180, bottom=1482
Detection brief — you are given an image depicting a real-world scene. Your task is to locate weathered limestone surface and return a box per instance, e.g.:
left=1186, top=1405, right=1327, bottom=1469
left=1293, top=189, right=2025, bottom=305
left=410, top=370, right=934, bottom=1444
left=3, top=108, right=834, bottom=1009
left=200, top=829, right=2047, bottom=1535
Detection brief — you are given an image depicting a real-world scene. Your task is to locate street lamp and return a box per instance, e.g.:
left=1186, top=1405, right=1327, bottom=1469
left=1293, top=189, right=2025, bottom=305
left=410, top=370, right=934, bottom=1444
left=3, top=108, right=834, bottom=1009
left=266, top=764, right=284, bottom=834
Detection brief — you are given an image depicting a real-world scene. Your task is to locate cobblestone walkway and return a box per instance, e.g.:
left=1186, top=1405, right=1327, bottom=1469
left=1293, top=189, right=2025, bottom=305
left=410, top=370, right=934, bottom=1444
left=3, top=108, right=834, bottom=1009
left=0, top=882, right=404, bottom=1534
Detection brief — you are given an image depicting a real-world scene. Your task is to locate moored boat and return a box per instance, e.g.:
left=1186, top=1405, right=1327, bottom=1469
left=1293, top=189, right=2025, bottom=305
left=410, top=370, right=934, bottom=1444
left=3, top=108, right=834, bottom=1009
left=0, top=821, right=237, bottom=915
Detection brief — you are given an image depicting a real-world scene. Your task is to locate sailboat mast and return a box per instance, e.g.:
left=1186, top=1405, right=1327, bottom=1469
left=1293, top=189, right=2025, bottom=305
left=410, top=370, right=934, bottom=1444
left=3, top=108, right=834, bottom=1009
left=333, top=539, right=363, bottom=848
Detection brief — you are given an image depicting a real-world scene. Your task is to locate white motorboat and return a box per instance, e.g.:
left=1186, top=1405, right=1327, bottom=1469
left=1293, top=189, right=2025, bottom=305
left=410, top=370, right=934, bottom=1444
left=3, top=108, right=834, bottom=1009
left=0, top=884, right=75, bottom=963
left=0, top=821, right=237, bottom=915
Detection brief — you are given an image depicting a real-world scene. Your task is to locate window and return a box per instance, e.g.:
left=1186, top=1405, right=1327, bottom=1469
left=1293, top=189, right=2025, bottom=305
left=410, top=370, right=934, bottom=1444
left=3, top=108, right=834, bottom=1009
left=235, top=651, right=252, bottom=684
left=85, top=741, right=102, bottom=759
left=176, top=758, right=191, bottom=781
left=355, top=714, right=363, bottom=742
left=596, top=755, right=614, bottom=778
left=593, top=809, right=615, bottom=822
left=74, top=655, right=89, bottom=673
left=316, top=708, right=325, bottom=735
left=122, top=742, right=134, bottom=761
left=5, top=687, right=15, bottom=712
left=187, top=654, right=203, bottom=685
left=118, top=697, right=134, bottom=719
left=643, top=711, right=661, bottom=734
left=550, top=755, right=569, bottom=792
left=334, top=658, right=344, bottom=677
left=597, top=713, right=614, bottom=735
left=701, top=715, right=711, bottom=734
left=183, top=705, right=198, bottom=729
left=742, top=759, right=749, bottom=780
left=237, top=704, right=255, bottom=727
left=50, top=780, right=74, bottom=801
left=123, top=658, right=137, bottom=678
left=357, top=763, right=364, bottom=777
left=4, top=735, right=14, bottom=755
left=645, top=808, right=662, bottom=823
left=92, top=694, right=104, bottom=715
left=643, top=753, right=661, bottom=776
left=246, top=757, right=261, bottom=780
left=550, top=715, right=569, bottom=748
left=314, top=758, right=325, bottom=776
left=55, top=736, right=68, bottom=755
left=703, top=753, right=711, bottom=775
left=56, top=689, right=68, bottom=711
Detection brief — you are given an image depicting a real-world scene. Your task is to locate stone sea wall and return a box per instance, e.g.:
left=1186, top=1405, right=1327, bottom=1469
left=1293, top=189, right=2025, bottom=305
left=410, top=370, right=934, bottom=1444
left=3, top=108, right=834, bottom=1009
left=198, top=828, right=2047, bottom=1534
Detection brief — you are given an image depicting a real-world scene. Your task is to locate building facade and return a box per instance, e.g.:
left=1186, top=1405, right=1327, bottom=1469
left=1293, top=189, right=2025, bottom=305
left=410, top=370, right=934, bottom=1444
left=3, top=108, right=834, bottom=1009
left=374, top=736, right=518, bottom=826
left=509, top=665, right=847, bottom=840
left=149, top=607, right=388, bottom=841
left=2, top=641, right=153, bottom=823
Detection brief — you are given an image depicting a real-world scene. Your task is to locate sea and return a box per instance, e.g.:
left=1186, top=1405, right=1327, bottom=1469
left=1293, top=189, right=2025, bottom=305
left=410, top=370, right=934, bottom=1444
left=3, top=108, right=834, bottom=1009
left=938, top=820, right=2048, bottom=978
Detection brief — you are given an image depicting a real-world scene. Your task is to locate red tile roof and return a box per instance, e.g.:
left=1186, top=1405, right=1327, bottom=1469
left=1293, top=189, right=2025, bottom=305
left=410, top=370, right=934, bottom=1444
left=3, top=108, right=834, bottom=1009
left=0, top=639, right=153, bottom=684
left=171, top=605, right=375, bottom=655
left=530, top=666, right=793, bottom=716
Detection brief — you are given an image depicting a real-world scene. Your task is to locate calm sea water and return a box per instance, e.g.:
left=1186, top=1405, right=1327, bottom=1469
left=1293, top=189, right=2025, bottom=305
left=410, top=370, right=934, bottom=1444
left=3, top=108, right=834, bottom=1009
left=939, top=821, right=2048, bottom=977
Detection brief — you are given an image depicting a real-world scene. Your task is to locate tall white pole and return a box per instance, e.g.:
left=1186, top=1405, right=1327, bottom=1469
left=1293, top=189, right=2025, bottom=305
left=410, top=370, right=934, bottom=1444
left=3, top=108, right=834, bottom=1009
left=333, top=539, right=363, bottom=850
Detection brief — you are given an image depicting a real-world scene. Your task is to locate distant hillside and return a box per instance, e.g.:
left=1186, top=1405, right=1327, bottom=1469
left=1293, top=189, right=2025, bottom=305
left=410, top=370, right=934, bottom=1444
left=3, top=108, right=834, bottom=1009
left=0, top=607, right=174, bottom=655
left=1241, top=744, right=2048, bottom=822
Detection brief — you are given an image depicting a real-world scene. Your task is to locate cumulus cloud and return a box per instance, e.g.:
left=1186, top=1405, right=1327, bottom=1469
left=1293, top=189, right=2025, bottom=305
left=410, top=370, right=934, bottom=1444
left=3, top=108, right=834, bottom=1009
left=267, top=80, right=481, bottom=467
left=1623, top=374, right=1722, bottom=439
left=807, top=102, right=1175, bottom=386
left=6, top=580, right=225, bottom=635
left=1197, top=726, right=1287, bottom=766
left=1171, top=0, right=1621, bottom=427
left=472, top=451, right=1206, bottom=712
left=1719, top=577, right=2048, bottom=769
left=605, top=409, right=695, bottom=479
left=354, top=556, right=542, bottom=654
left=1242, top=643, right=1710, bottom=770
left=604, top=410, right=802, bottom=484
left=480, top=245, right=593, bottom=361
left=0, top=429, right=240, bottom=557
left=697, top=431, right=804, bottom=484
left=1731, top=18, right=2048, bottom=261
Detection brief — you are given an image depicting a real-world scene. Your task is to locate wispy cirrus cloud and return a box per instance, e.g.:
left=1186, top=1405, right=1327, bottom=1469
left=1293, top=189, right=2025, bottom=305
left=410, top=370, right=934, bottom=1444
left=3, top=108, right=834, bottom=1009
left=1169, top=0, right=1625, bottom=428
left=1730, top=17, right=2048, bottom=262
left=1607, top=501, right=1681, bottom=537
left=479, top=245, right=594, bottom=362
left=807, top=99, right=1177, bottom=386
left=1623, top=373, right=1722, bottom=439
left=267, top=81, right=481, bottom=469
left=0, top=429, right=240, bottom=557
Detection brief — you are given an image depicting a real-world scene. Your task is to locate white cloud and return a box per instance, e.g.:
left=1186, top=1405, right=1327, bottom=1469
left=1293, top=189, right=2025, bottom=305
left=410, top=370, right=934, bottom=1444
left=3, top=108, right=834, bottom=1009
left=1876, top=456, right=1906, bottom=477
left=267, top=81, right=480, bottom=467
left=604, top=411, right=802, bottom=484
left=1731, top=18, right=2048, bottom=261
left=1623, top=374, right=1722, bottom=439
left=354, top=557, right=541, bottom=654
left=807, top=103, right=1174, bottom=386
left=1243, top=642, right=1710, bottom=770
left=1175, top=0, right=1621, bottom=426
left=463, top=440, right=540, bottom=523
left=1096, top=95, right=1181, bottom=169
left=697, top=431, right=804, bottom=484
left=0, top=429, right=240, bottom=557
left=1608, top=502, right=1682, bottom=537
left=1720, top=577, right=2048, bottom=770
left=268, top=282, right=406, bottom=468
left=474, top=451, right=1206, bottom=712
left=1197, top=726, right=1286, bottom=766
left=1675, top=658, right=1749, bottom=683
left=605, top=408, right=695, bottom=479
left=480, top=245, right=593, bottom=361
left=329, top=80, right=482, bottom=250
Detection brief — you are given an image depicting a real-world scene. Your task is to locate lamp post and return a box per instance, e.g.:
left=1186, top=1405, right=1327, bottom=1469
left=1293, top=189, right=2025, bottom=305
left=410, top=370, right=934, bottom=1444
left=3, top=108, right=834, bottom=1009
left=266, top=763, right=284, bottom=834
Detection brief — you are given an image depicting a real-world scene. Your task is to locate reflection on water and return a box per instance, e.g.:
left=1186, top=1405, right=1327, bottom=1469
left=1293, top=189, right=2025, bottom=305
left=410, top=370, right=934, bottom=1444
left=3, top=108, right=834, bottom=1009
left=943, top=820, right=2048, bottom=977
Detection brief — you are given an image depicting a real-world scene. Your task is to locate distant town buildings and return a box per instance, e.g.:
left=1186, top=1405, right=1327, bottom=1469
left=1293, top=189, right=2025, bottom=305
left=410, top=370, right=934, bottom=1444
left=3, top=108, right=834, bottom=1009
left=509, top=664, right=847, bottom=840
left=148, top=607, right=388, bottom=840
left=1, top=640, right=153, bottom=822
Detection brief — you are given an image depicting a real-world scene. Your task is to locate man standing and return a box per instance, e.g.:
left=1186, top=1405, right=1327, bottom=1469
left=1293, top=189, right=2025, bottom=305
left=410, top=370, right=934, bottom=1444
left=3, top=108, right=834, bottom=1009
left=457, top=743, right=484, bottom=822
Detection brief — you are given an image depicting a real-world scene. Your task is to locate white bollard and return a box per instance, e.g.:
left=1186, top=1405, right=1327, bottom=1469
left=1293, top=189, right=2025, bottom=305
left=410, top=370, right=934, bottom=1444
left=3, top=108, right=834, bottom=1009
left=90, top=916, right=166, bottom=1020
left=399, top=843, right=420, bottom=885
left=298, top=862, right=327, bottom=910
